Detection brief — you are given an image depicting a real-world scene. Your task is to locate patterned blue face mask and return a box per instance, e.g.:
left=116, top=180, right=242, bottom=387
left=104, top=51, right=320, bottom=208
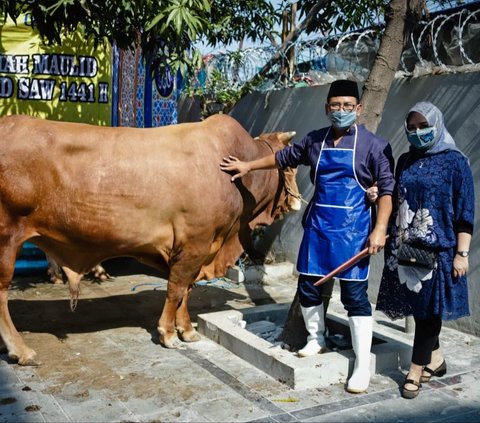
left=328, top=111, right=357, bottom=129
left=406, top=127, right=436, bottom=150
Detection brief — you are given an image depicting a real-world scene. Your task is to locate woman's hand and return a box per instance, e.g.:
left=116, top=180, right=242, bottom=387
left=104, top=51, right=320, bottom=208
left=453, top=255, right=469, bottom=278
left=220, top=156, right=251, bottom=182
left=366, top=182, right=378, bottom=203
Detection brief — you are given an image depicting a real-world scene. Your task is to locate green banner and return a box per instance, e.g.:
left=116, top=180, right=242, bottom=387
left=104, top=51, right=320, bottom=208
left=0, top=14, right=113, bottom=125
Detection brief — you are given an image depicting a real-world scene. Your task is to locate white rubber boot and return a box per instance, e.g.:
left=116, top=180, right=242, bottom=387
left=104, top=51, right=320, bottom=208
left=347, top=316, right=373, bottom=393
left=298, top=304, right=327, bottom=357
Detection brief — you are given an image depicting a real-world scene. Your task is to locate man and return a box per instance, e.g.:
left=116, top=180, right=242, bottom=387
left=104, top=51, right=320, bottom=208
left=220, top=80, right=394, bottom=393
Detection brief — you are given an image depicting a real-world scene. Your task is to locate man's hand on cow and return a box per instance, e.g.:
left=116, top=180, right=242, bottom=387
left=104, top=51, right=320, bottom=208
left=366, top=182, right=378, bottom=203
left=220, top=156, right=251, bottom=182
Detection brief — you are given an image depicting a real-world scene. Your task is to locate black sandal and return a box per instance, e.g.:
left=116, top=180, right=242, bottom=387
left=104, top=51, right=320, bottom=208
left=402, top=378, right=422, bottom=399
left=420, top=360, right=447, bottom=383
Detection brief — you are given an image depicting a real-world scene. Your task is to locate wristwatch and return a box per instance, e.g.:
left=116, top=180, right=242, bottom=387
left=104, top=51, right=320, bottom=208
left=456, top=251, right=469, bottom=257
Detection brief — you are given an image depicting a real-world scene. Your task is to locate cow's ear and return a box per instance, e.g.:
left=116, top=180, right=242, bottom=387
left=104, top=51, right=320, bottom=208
left=278, top=131, right=296, bottom=145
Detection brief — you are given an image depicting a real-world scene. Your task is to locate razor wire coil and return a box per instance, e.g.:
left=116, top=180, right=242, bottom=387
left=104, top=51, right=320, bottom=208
left=196, top=7, right=480, bottom=94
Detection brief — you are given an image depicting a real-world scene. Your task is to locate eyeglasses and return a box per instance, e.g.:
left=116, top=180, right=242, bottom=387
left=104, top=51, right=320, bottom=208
left=327, top=102, right=357, bottom=112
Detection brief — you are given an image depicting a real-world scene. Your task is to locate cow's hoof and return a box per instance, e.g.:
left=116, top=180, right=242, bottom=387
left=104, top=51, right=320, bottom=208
left=9, top=349, right=39, bottom=366
left=162, top=337, right=181, bottom=349
left=18, top=356, right=40, bottom=366
left=92, top=265, right=111, bottom=281
left=50, top=276, right=64, bottom=285
left=178, top=329, right=201, bottom=343
left=158, top=327, right=180, bottom=349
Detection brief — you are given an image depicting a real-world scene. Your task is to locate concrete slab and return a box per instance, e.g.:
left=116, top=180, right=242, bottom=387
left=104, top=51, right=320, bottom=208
left=226, top=262, right=295, bottom=284
left=1, top=270, right=480, bottom=422
left=197, top=303, right=412, bottom=390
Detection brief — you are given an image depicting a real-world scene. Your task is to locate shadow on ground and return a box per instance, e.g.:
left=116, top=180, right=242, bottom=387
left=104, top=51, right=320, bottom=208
left=8, top=281, right=247, bottom=343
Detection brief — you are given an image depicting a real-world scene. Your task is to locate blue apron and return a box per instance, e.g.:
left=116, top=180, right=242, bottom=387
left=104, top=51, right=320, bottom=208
left=297, top=125, right=371, bottom=281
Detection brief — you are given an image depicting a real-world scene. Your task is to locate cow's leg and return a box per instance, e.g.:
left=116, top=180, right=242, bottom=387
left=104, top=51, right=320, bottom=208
left=46, top=255, right=65, bottom=284
left=158, top=280, right=185, bottom=348
left=175, top=284, right=200, bottom=343
left=0, top=244, right=38, bottom=365
left=158, top=256, right=204, bottom=348
left=92, top=264, right=111, bottom=281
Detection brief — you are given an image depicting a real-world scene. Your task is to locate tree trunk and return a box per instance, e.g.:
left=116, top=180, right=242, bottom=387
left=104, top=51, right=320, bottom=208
left=359, top=0, right=408, bottom=132
left=280, top=9, right=290, bottom=86
left=288, top=3, right=297, bottom=81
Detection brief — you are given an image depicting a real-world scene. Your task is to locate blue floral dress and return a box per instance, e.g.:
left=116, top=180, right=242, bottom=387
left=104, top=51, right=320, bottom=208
left=376, top=150, right=475, bottom=321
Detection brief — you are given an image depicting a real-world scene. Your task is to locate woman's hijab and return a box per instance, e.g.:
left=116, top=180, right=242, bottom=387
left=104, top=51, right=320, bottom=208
left=405, top=101, right=464, bottom=156
left=397, top=102, right=468, bottom=291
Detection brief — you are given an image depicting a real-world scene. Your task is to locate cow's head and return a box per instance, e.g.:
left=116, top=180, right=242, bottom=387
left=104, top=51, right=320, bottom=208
left=254, top=131, right=302, bottom=218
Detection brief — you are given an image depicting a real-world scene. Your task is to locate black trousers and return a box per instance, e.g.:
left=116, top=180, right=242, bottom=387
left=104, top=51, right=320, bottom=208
left=411, top=315, right=442, bottom=365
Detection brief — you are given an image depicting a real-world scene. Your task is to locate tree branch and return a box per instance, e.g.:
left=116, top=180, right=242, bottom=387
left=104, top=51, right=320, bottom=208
left=248, top=0, right=329, bottom=83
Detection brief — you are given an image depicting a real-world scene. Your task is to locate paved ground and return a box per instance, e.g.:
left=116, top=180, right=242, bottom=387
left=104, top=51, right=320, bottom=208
left=1, top=262, right=480, bottom=422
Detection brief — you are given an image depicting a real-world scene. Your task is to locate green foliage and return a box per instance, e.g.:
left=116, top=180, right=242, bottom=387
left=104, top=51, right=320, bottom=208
left=1, top=0, right=279, bottom=77
left=0, top=0, right=450, bottom=113
left=292, top=0, right=389, bottom=34
left=184, top=65, right=259, bottom=118
left=203, top=0, right=277, bottom=47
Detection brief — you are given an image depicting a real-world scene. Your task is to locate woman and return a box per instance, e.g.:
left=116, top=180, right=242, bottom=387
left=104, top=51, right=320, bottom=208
left=374, top=101, right=475, bottom=399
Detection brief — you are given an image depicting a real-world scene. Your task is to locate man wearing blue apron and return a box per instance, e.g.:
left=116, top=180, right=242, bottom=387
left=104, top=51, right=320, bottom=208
left=220, top=80, right=394, bottom=393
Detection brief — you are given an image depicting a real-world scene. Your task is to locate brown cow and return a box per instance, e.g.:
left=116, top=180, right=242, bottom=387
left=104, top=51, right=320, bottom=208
left=0, top=114, right=300, bottom=365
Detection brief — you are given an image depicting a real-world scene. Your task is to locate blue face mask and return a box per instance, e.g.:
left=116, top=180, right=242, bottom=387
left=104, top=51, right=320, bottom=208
left=406, top=127, right=436, bottom=150
left=328, top=111, right=357, bottom=129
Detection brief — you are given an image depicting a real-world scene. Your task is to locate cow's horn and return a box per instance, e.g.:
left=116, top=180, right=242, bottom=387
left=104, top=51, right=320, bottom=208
left=279, top=131, right=296, bottom=144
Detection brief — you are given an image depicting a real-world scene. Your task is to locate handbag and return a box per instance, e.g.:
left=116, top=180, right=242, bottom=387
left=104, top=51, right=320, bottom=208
left=397, top=242, right=437, bottom=269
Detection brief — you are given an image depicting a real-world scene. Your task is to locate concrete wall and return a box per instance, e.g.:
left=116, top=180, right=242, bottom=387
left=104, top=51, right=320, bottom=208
left=227, top=73, right=480, bottom=336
